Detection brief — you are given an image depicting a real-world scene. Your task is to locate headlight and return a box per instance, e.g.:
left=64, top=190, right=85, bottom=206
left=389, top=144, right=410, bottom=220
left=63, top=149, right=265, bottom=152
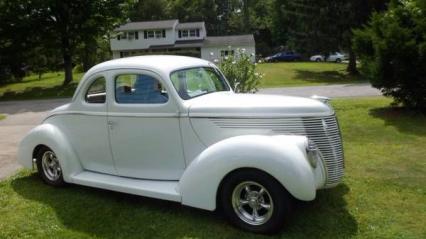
left=306, top=140, right=320, bottom=168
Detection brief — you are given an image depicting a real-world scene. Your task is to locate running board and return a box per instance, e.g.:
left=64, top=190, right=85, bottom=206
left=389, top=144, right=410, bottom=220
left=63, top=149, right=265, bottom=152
left=71, top=171, right=181, bottom=202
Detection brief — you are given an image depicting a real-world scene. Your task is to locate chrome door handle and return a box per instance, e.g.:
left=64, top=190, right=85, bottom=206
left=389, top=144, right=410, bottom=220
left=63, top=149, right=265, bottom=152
left=107, top=120, right=115, bottom=129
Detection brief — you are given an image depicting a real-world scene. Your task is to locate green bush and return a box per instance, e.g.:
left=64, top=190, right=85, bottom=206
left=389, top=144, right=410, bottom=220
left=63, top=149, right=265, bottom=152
left=218, top=49, right=263, bottom=93
left=72, top=64, right=84, bottom=73
left=353, top=0, right=426, bottom=111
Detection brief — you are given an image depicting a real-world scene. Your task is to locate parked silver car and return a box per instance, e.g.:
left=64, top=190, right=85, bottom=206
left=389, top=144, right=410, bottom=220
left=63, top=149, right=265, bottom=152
left=310, top=52, right=348, bottom=63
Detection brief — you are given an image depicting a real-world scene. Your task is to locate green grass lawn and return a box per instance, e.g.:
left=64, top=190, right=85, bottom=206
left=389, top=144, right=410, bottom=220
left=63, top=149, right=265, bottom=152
left=0, top=72, right=83, bottom=101
left=0, top=114, right=5, bottom=120
left=0, top=97, right=425, bottom=238
left=258, top=62, right=366, bottom=88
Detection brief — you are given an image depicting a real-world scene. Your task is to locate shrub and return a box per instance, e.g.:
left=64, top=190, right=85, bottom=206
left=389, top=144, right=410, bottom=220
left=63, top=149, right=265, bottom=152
left=218, top=49, right=263, bottom=93
left=353, top=0, right=426, bottom=111
left=72, top=64, right=84, bottom=73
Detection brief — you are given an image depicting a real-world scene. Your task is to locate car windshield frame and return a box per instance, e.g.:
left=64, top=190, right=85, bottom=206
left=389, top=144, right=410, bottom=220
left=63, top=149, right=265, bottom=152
left=169, top=66, right=231, bottom=100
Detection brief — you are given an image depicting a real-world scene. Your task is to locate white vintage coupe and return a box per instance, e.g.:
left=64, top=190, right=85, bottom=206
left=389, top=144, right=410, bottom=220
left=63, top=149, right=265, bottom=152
left=18, top=56, right=344, bottom=233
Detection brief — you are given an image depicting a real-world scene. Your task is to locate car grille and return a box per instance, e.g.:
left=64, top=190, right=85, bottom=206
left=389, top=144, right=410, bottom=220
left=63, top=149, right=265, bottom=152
left=211, top=115, right=344, bottom=187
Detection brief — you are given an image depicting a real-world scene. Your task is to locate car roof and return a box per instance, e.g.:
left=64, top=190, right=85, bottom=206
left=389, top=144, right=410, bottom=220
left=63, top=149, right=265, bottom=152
left=72, top=55, right=213, bottom=102
left=85, top=55, right=213, bottom=77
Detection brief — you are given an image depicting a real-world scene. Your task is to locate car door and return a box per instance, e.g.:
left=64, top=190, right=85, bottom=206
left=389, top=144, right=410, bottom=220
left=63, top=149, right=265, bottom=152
left=283, top=52, right=291, bottom=61
left=106, top=69, right=185, bottom=180
left=59, top=74, right=116, bottom=174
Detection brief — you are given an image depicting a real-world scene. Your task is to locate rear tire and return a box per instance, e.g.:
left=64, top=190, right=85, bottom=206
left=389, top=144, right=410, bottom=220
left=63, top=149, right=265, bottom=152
left=336, top=58, right=342, bottom=63
left=220, top=169, right=292, bottom=234
left=36, top=146, right=65, bottom=187
left=315, top=58, right=321, bottom=62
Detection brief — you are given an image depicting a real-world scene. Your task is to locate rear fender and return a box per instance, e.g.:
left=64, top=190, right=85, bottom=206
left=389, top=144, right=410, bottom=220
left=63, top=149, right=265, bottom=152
left=18, top=124, right=82, bottom=182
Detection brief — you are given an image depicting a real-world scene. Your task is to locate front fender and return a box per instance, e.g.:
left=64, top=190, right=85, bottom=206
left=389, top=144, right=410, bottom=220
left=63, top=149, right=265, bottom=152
left=179, top=135, right=322, bottom=211
left=18, top=123, right=83, bottom=182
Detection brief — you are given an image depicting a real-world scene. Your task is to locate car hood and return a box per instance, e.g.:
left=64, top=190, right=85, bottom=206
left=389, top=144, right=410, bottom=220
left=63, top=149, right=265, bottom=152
left=186, top=92, right=333, bottom=118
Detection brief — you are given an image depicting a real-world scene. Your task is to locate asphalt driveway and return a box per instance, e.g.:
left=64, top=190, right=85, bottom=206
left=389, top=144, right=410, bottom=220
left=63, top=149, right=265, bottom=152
left=0, top=98, right=69, bottom=180
left=258, top=83, right=381, bottom=98
left=0, top=83, right=381, bottom=180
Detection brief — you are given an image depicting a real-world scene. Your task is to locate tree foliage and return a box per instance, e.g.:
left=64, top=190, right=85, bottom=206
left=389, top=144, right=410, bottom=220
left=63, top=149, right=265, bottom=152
left=353, top=0, right=426, bottom=110
left=0, top=0, right=412, bottom=86
left=0, top=0, right=129, bottom=85
left=270, top=0, right=389, bottom=74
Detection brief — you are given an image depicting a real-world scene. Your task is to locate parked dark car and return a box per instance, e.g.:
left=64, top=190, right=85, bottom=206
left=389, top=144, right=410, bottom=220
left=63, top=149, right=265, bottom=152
left=264, top=51, right=302, bottom=62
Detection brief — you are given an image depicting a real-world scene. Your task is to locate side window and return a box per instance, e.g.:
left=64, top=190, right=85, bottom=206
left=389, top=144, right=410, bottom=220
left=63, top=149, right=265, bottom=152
left=115, top=74, right=168, bottom=104
left=85, top=77, right=106, bottom=104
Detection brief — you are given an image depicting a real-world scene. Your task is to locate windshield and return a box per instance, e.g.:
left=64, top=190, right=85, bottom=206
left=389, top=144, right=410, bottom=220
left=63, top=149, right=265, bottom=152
left=170, top=67, right=230, bottom=100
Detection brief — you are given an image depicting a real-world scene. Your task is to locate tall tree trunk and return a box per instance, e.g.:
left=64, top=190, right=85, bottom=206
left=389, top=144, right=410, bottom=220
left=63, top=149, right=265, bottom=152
left=242, top=0, right=250, bottom=34
left=61, top=35, right=73, bottom=86
left=347, top=46, right=358, bottom=75
left=63, top=52, right=73, bottom=86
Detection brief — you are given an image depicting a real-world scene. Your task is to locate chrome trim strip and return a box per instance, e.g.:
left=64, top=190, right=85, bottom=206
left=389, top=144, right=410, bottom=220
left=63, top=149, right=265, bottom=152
left=190, top=112, right=335, bottom=118
left=46, top=111, right=181, bottom=119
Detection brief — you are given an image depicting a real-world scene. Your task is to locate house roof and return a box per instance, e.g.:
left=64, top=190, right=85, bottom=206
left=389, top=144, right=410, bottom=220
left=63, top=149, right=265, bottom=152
left=115, top=19, right=178, bottom=31
left=203, top=35, right=255, bottom=47
left=176, top=22, right=205, bottom=29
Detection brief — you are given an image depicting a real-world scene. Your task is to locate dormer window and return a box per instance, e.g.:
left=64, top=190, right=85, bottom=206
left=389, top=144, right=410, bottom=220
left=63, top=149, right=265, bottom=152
left=178, top=29, right=200, bottom=38
left=144, top=30, right=166, bottom=39
left=117, top=31, right=139, bottom=40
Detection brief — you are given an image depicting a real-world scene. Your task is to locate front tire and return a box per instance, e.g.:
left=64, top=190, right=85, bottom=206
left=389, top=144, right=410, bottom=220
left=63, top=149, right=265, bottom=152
left=220, top=169, right=292, bottom=234
left=36, top=146, right=65, bottom=187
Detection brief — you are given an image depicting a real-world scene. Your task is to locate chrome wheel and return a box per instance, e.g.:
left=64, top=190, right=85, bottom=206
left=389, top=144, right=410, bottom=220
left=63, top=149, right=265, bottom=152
left=41, top=150, right=62, bottom=181
left=232, top=181, right=274, bottom=226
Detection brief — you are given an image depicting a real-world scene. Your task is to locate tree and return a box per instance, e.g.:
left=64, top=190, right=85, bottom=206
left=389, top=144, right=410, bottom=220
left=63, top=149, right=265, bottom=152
left=168, top=0, right=219, bottom=34
left=0, top=0, right=38, bottom=82
left=353, top=0, right=426, bottom=110
left=271, top=0, right=388, bottom=74
left=31, top=0, right=128, bottom=86
left=129, top=0, right=170, bottom=21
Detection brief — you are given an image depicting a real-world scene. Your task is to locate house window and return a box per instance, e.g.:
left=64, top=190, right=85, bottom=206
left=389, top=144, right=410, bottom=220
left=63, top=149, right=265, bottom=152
left=179, top=29, right=200, bottom=38
left=117, top=31, right=138, bottom=40
left=155, top=30, right=164, bottom=38
left=144, top=30, right=166, bottom=39
left=221, top=50, right=235, bottom=57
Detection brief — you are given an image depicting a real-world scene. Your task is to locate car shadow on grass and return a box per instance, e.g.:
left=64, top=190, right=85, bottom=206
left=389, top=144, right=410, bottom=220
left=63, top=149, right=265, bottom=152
left=369, top=107, right=426, bottom=136
left=294, top=70, right=365, bottom=85
left=11, top=174, right=357, bottom=238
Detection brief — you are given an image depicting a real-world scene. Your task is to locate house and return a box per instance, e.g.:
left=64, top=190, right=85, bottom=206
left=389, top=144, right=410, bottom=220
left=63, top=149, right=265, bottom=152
left=110, top=19, right=255, bottom=63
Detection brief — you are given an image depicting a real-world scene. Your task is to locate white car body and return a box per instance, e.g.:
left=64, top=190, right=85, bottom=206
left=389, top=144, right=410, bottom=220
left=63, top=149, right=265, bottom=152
left=310, top=55, right=325, bottom=62
left=327, top=52, right=347, bottom=62
left=310, top=52, right=347, bottom=62
left=18, top=55, right=344, bottom=212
